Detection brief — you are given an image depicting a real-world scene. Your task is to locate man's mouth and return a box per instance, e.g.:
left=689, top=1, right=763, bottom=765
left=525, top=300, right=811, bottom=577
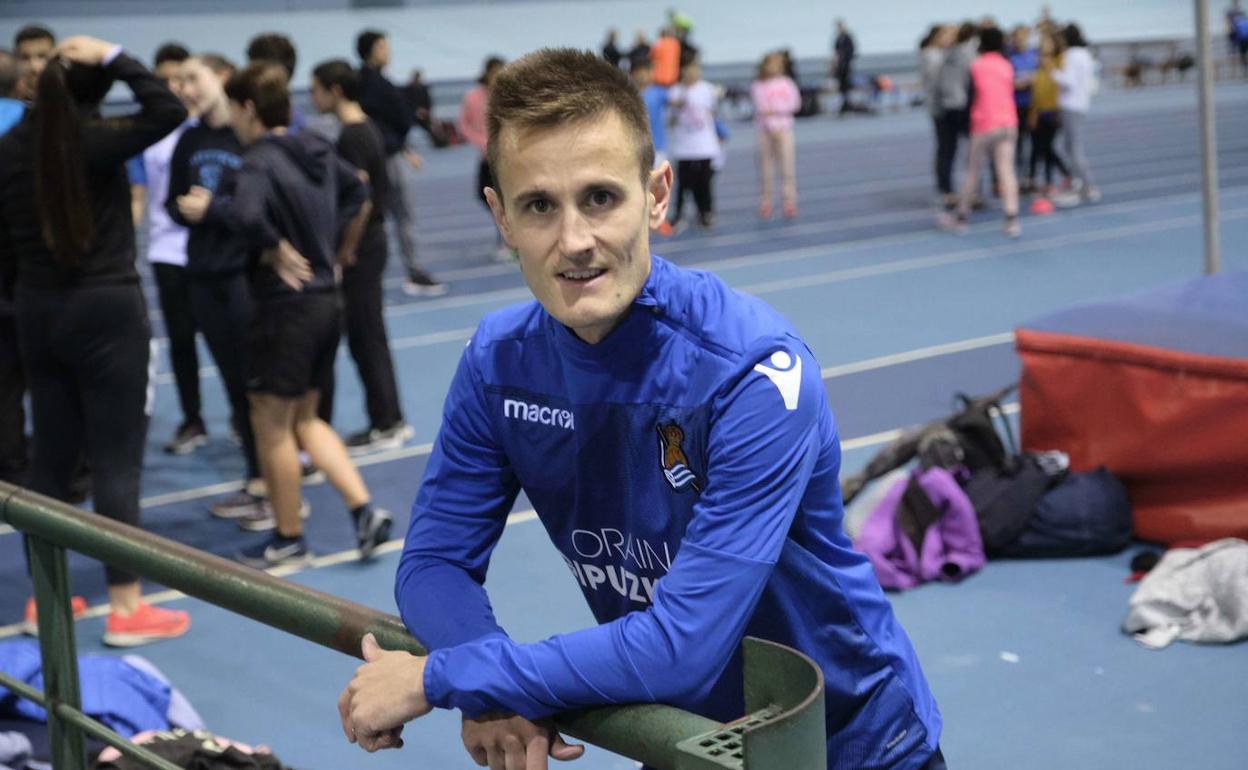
left=558, top=268, right=607, bottom=283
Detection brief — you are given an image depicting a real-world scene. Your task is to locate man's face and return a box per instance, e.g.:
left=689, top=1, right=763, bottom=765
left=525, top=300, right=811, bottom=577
left=486, top=111, right=671, bottom=344
left=154, top=61, right=183, bottom=98
left=16, top=37, right=54, bottom=97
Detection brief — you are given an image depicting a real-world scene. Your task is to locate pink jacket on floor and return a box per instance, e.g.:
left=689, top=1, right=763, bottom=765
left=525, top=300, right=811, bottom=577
left=969, top=52, right=1017, bottom=135
left=750, top=76, right=801, bottom=133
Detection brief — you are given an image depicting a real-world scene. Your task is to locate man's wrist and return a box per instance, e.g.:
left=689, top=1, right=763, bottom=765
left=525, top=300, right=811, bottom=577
left=102, top=45, right=124, bottom=67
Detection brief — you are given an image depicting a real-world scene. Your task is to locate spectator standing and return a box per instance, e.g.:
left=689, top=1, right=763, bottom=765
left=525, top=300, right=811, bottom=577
left=459, top=56, right=507, bottom=260
left=1008, top=26, right=1039, bottom=190
left=0, top=35, right=191, bottom=644
left=128, top=43, right=208, bottom=455
left=750, top=51, right=801, bottom=219
left=832, top=19, right=856, bottom=115
left=1052, top=24, right=1100, bottom=206
left=666, top=57, right=721, bottom=231
left=355, top=30, right=445, bottom=296
left=941, top=27, right=1021, bottom=237
left=310, top=59, right=413, bottom=455
left=602, top=28, right=622, bottom=68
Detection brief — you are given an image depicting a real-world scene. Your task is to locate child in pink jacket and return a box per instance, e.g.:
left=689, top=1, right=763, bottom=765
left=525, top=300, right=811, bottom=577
left=750, top=51, right=801, bottom=219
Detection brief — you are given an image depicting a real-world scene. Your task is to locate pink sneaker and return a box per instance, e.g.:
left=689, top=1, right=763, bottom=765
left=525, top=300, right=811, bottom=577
left=21, top=596, right=89, bottom=636
left=102, top=602, right=190, bottom=647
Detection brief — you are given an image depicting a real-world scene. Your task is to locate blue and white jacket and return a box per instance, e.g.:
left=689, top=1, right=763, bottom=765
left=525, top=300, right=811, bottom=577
left=397, top=256, right=941, bottom=769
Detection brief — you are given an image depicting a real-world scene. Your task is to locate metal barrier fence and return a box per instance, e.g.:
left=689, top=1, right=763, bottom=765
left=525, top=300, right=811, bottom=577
left=0, top=482, right=826, bottom=769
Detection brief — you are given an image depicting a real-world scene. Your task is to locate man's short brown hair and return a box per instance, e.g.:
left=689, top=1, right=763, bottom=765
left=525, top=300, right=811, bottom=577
left=224, top=62, right=290, bottom=129
left=486, top=48, right=655, bottom=194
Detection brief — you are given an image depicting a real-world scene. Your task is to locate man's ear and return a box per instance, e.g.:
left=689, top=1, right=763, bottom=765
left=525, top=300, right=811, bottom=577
left=647, top=160, right=673, bottom=230
left=483, top=186, right=512, bottom=248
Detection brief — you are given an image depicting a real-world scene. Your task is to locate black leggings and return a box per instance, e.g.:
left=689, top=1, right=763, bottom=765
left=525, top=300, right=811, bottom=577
left=932, top=113, right=960, bottom=195
left=188, top=272, right=260, bottom=480
left=342, top=235, right=403, bottom=431
left=152, top=263, right=201, bottom=425
left=0, top=311, right=27, bottom=484
left=672, top=159, right=715, bottom=225
left=1029, top=111, right=1069, bottom=185
left=17, top=284, right=151, bottom=586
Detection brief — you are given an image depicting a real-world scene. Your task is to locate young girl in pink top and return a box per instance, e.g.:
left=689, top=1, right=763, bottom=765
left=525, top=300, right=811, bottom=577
left=945, top=27, right=1021, bottom=237
left=750, top=51, right=801, bottom=218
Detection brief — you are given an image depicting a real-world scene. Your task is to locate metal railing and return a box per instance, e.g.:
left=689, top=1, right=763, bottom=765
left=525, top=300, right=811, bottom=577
left=0, top=481, right=826, bottom=769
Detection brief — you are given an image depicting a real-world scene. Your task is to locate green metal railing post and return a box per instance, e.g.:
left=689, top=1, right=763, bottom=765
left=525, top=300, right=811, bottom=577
left=26, top=535, right=88, bottom=770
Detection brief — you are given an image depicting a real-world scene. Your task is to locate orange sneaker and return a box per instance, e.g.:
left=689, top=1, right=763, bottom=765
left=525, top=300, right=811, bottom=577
left=21, top=596, right=89, bottom=636
left=656, top=221, right=674, bottom=237
left=782, top=202, right=799, bottom=219
left=102, top=602, right=190, bottom=647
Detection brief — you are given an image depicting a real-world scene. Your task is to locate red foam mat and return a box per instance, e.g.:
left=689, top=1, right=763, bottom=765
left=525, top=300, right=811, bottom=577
left=1017, top=328, right=1248, bottom=544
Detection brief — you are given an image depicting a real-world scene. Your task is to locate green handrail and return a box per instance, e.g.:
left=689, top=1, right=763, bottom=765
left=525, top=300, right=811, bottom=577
left=0, top=482, right=825, bottom=769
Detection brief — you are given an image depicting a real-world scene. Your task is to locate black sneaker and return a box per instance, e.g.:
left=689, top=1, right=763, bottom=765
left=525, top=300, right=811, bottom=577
left=209, top=492, right=266, bottom=519
left=346, top=422, right=415, bottom=456
left=301, top=461, right=325, bottom=485
left=401, top=269, right=448, bottom=297
left=236, top=534, right=311, bottom=569
left=236, top=499, right=311, bottom=532
left=355, top=506, right=394, bottom=561
left=164, top=419, right=208, bottom=455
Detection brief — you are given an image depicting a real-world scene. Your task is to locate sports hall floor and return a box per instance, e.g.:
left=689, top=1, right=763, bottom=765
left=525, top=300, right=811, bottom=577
left=2, top=82, right=1247, bottom=768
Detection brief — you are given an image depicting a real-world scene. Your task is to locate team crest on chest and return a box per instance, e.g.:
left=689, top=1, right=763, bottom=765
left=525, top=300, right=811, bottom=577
left=656, top=421, right=701, bottom=493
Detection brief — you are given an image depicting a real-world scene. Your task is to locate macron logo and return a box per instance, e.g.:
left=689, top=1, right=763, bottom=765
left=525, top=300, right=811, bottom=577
left=753, top=350, right=802, bottom=411
left=503, top=398, right=575, bottom=430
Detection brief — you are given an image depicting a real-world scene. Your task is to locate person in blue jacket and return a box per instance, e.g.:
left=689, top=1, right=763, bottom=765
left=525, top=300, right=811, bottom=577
left=338, top=48, right=946, bottom=770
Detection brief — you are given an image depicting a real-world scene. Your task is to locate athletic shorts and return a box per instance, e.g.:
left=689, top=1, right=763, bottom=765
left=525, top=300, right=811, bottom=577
left=246, top=292, right=340, bottom=398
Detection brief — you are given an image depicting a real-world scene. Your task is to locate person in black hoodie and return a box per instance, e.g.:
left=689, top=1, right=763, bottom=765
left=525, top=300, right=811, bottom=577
left=0, top=35, right=190, bottom=645
left=224, top=62, right=394, bottom=568
left=166, top=53, right=275, bottom=524
left=310, top=59, right=412, bottom=456
left=355, top=30, right=444, bottom=297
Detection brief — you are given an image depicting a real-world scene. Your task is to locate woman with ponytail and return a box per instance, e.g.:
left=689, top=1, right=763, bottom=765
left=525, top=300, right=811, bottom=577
left=0, top=35, right=191, bottom=646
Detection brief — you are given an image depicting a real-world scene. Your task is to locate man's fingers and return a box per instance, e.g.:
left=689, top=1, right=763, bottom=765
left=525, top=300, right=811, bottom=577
left=487, top=745, right=506, bottom=770
left=337, top=688, right=356, bottom=743
left=361, top=632, right=382, bottom=662
left=526, top=734, right=550, bottom=770
left=549, top=733, right=585, bottom=762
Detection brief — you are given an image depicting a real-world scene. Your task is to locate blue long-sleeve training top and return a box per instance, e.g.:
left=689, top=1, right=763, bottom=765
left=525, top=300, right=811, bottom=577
left=397, top=255, right=942, bottom=769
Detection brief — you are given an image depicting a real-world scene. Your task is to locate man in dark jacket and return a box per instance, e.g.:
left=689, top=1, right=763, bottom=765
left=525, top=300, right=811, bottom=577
left=223, top=62, right=394, bottom=569
left=355, top=30, right=443, bottom=296
left=833, top=19, right=856, bottom=115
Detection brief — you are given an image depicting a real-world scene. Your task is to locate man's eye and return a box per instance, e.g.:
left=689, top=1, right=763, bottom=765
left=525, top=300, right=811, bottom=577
left=528, top=199, right=552, bottom=214
left=587, top=190, right=615, bottom=208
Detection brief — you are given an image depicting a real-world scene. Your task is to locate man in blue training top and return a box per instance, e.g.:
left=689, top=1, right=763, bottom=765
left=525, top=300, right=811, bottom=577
left=338, top=48, right=946, bottom=770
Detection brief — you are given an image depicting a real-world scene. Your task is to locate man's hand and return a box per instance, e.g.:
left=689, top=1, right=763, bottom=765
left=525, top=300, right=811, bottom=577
left=461, top=713, right=585, bottom=770
left=176, top=185, right=212, bottom=224
left=403, top=148, right=424, bottom=170
left=262, top=239, right=312, bottom=291
left=338, top=633, right=431, bottom=752
left=55, top=36, right=116, bottom=67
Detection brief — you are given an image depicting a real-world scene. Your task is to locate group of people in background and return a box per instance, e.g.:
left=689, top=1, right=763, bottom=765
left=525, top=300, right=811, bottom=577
left=0, top=24, right=452, bottom=645
left=603, top=11, right=810, bottom=229
left=922, top=16, right=1100, bottom=237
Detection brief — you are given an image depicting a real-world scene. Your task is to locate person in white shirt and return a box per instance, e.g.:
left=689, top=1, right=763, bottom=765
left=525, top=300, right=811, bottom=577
left=1051, top=23, right=1100, bottom=205
left=129, top=43, right=207, bottom=454
left=665, top=57, right=720, bottom=230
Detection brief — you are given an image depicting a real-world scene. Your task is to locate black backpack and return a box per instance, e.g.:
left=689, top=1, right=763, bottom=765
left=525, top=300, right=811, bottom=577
left=842, top=384, right=1018, bottom=505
